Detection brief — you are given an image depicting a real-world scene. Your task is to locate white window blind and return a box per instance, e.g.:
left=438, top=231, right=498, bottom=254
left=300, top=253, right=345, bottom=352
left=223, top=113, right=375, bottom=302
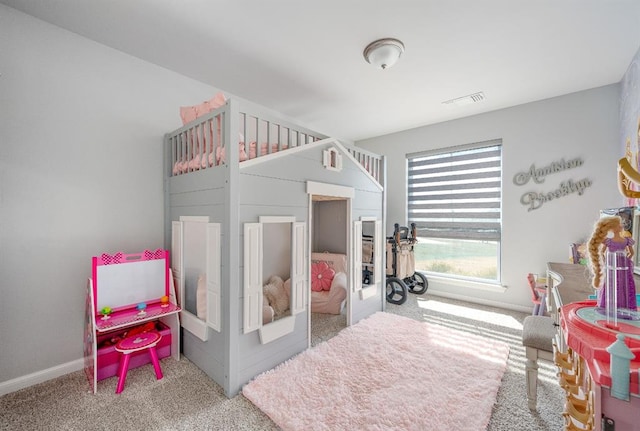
left=407, top=141, right=502, bottom=241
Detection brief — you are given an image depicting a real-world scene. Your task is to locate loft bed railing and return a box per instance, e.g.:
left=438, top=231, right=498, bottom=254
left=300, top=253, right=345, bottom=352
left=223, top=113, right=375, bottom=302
left=165, top=99, right=383, bottom=184
left=344, top=145, right=383, bottom=184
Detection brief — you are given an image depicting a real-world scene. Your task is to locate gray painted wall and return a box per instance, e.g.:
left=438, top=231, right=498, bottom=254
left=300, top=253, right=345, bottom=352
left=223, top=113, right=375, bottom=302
left=357, top=85, right=623, bottom=311
left=0, top=6, right=223, bottom=386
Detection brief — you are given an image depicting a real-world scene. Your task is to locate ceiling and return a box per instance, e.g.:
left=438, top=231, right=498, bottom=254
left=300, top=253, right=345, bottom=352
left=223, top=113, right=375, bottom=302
left=4, top=1, right=640, bottom=142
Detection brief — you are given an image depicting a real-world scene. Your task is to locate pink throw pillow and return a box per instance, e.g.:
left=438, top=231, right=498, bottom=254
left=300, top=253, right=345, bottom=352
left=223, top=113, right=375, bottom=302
left=247, top=142, right=257, bottom=160
left=215, top=139, right=250, bottom=164
left=205, top=92, right=227, bottom=112
left=239, top=143, right=248, bottom=161
left=311, top=262, right=335, bottom=292
left=216, top=147, right=226, bottom=164
left=180, top=92, right=227, bottom=125
left=179, top=106, right=198, bottom=125
left=179, top=92, right=227, bottom=156
left=193, top=101, right=210, bottom=118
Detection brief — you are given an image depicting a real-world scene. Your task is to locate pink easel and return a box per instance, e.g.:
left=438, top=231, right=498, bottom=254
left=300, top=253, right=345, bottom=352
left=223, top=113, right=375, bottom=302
left=83, top=249, right=181, bottom=394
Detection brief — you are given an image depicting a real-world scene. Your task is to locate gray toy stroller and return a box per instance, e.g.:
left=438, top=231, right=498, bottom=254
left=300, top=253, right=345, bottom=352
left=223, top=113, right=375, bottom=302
left=385, top=223, right=428, bottom=305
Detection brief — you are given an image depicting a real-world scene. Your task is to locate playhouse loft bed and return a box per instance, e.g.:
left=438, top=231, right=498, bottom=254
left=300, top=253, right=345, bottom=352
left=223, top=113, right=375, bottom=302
left=163, top=95, right=386, bottom=398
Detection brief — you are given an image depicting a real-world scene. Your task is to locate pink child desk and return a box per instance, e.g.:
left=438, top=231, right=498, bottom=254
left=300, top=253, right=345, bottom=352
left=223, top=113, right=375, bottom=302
left=83, top=249, right=181, bottom=394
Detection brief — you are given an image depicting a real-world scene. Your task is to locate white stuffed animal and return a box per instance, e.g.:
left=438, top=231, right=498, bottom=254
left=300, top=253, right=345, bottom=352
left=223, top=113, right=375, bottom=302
left=262, top=292, right=274, bottom=325
left=263, top=275, right=290, bottom=317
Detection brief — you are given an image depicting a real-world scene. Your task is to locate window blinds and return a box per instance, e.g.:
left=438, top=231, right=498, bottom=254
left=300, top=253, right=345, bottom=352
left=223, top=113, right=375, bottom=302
left=407, top=141, right=502, bottom=241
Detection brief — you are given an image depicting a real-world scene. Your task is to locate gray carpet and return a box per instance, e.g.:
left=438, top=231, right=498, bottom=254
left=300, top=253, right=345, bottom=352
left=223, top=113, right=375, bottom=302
left=0, top=294, right=564, bottom=430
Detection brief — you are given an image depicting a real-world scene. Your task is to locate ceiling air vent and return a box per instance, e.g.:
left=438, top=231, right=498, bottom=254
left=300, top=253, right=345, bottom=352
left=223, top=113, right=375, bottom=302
left=442, top=92, right=486, bottom=106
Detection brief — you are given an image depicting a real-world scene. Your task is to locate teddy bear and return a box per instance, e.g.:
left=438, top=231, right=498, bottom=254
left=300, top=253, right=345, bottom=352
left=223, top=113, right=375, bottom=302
left=262, top=292, right=274, bottom=325
left=263, top=275, right=290, bottom=318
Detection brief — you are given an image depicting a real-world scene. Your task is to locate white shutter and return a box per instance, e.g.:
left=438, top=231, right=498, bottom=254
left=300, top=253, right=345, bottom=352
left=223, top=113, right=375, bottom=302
left=374, top=220, right=382, bottom=285
left=206, top=223, right=221, bottom=331
left=171, top=221, right=184, bottom=307
left=291, top=222, right=307, bottom=314
left=353, top=221, right=363, bottom=292
left=243, top=223, right=263, bottom=333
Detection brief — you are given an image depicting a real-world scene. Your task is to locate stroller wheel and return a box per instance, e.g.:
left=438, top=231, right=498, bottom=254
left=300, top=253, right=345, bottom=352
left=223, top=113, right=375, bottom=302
left=386, top=277, right=408, bottom=305
left=407, top=272, right=428, bottom=295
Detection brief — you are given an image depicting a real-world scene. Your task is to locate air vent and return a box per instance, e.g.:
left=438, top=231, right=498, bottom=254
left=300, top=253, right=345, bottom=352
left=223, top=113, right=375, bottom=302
left=442, top=92, right=486, bottom=106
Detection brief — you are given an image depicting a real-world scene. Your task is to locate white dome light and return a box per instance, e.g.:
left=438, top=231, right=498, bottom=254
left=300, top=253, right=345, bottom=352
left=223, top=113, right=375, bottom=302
left=363, top=38, right=405, bottom=70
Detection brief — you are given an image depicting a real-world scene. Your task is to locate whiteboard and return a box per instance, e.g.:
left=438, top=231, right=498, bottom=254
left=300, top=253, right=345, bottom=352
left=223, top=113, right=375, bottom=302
left=96, top=259, right=166, bottom=310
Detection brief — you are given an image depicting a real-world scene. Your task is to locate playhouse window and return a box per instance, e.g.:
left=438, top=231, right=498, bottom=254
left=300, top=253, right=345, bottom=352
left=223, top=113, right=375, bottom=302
left=244, top=216, right=306, bottom=344
left=171, top=217, right=221, bottom=341
left=323, top=147, right=343, bottom=171
left=354, top=218, right=382, bottom=300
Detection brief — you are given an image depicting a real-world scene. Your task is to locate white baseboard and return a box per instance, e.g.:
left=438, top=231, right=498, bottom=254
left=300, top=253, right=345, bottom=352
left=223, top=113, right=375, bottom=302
left=0, top=358, right=84, bottom=396
left=427, top=290, right=533, bottom=314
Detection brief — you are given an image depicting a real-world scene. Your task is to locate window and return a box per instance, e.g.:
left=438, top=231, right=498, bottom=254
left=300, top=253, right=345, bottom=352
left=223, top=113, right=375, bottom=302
left=243, top=217, right=306, bottom=344
left=407, top=140, right=502, bottom=282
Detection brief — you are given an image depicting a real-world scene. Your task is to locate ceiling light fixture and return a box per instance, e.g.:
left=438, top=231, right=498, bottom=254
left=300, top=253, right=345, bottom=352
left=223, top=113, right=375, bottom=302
left=363, top=38, right=405, bottom=70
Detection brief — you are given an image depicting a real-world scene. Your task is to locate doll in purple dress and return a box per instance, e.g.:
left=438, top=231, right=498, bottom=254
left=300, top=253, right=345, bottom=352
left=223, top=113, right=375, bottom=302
left=588, top=216, right=637, bottom=311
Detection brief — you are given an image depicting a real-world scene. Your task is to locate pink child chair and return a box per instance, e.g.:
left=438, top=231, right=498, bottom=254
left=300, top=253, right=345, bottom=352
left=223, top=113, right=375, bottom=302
left=114, top=331, right=163, bottom=394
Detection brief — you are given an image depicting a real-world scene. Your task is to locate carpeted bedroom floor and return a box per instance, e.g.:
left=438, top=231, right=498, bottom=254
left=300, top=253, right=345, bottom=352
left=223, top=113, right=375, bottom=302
left=0, top=293, right=565, bottom=430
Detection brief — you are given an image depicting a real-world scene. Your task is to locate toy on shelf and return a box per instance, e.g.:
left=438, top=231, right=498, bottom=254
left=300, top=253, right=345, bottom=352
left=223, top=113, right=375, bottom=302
left=587, top=215, right=639, bottom=324
left=100, top=306, right=112, bottom=320
left=569, top=242, right=588, bottom=265
left=137, top=302, right=147, bottom=316
left=160, top=295, right=169, bottom=307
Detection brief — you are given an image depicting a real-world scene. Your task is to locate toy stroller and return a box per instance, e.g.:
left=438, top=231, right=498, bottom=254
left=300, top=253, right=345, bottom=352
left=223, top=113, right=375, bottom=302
left=385, top=223, right=428, bottom=304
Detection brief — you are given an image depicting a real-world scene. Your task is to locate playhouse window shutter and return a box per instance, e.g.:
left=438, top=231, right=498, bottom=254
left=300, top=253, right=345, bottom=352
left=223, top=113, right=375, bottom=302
left=206, top=223, right=221, bottom=331
left=374, top=220, right=382, bottom=285
left=290, top=222, right=307, bottom=314
left=243, top=222, right=263, bottom=334
left=353, top=221, right=363, bottom=292
left=171, top=221, right=183, bottom=307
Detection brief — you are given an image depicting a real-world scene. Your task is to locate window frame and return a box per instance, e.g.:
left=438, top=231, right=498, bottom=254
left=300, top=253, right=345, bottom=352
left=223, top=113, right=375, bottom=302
left=406, top=139, right=502, bottom=283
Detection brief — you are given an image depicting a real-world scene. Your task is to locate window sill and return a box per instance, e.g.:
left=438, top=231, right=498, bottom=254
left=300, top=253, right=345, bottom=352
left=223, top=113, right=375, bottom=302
left=422, top=272, right=506, bottom=294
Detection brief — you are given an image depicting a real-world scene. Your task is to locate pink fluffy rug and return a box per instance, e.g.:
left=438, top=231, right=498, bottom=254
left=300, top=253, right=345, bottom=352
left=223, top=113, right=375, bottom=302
left=242, top=312, right=510, bottom=431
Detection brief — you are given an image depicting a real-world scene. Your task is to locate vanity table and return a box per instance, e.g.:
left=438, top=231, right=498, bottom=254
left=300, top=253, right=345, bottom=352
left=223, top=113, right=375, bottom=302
left=546, top=262, right=640, bottom=430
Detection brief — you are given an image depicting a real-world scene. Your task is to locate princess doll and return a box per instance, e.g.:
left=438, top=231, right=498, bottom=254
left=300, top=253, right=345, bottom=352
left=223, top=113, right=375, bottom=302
left=588, top=215, right=637, bottom=312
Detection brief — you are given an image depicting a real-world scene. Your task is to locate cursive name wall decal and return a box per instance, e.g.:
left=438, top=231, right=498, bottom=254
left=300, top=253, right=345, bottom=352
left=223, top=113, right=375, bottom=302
left=514, top=156, right=591, bottom=211
left=520, top=178, right=592, bottom=211
left=513, top=157, right=583, bottom=186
